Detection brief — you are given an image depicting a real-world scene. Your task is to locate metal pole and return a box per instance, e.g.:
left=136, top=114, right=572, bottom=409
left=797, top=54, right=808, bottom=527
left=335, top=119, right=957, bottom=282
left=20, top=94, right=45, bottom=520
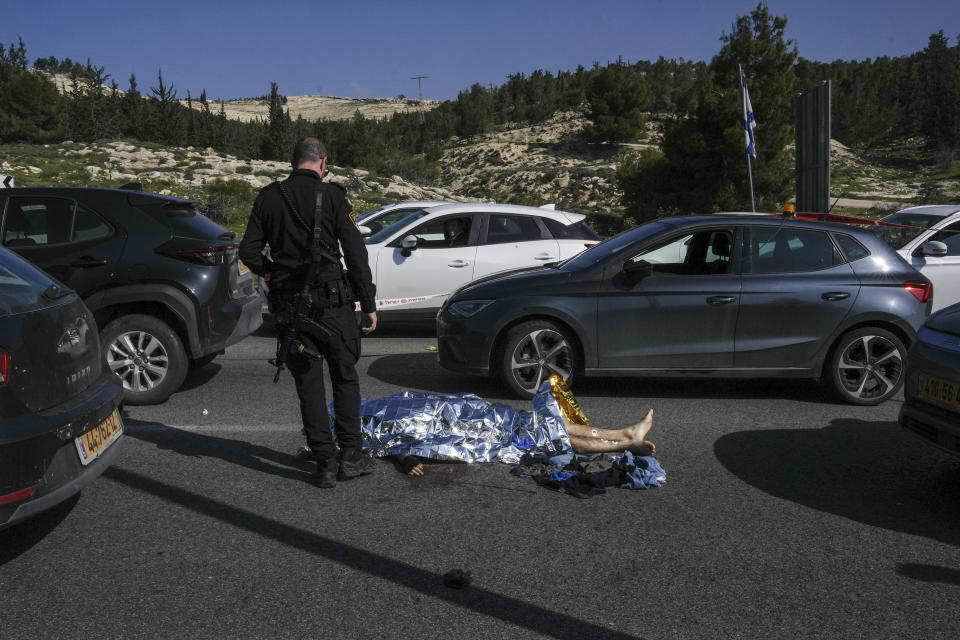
left=747, top=153, right=756, bottom=213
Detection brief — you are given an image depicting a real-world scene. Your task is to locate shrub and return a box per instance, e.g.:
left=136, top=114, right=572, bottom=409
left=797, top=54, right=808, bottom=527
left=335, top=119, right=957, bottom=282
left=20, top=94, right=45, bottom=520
left=201, top=179, right=257, bottom=225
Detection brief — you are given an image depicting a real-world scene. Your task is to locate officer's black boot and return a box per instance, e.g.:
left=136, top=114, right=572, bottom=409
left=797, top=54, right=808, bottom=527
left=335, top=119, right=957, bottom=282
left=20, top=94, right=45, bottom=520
left=338, top=448, right=376, bottom=480
left=314, top=459, right=337, bottom=489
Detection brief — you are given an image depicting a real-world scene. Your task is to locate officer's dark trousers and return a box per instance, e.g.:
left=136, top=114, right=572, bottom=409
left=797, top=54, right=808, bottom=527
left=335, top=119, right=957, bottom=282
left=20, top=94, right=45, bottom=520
left=287, top=303, right=362, bottom=463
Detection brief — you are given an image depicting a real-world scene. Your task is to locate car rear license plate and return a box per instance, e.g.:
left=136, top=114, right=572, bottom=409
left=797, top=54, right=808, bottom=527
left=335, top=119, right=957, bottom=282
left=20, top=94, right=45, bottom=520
left=238, top=260, right=249, bottom=275
left=920, top=374, right=960, bottom=412
left=75, top=409, right=123, bottom=466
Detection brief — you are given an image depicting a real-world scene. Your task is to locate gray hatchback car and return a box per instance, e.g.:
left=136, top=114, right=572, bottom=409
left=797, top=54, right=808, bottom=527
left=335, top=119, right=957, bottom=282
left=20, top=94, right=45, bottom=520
left=899, top=302, right=960, bottom=456
left=438, top=214, right=933, bottom=404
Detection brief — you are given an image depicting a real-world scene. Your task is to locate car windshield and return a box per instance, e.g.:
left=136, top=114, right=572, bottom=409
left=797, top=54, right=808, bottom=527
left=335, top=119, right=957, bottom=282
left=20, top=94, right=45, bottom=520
left=559, top=221, right=668, bottom=270
left=354, top=205, right=393, bottom=222
left=357, top=207, right=426, bottom=235
left=365, top=210, right=431, bottom=244
left=874, top=211, right=947, bottom=249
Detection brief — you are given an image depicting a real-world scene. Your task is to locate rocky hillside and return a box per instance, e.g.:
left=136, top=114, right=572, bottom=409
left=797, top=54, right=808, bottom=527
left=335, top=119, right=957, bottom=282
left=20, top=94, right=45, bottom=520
left=5, top=95, right=957, bottom=235
left=0, top=140, right=460, bottom=234
left=197, top=95, right=437, bottom=123
left=45, top=72, right=437, bottom=122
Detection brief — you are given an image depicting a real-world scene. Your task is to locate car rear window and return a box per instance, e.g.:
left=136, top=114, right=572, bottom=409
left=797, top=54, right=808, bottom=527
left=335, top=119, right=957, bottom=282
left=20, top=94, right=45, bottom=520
left=133, top=198, right=228, bottom=239
left=832, top=233, right=870, bottom=262
left=542, top=218, right=601, bottom=241
left=0, top=248, right=60, bottom=316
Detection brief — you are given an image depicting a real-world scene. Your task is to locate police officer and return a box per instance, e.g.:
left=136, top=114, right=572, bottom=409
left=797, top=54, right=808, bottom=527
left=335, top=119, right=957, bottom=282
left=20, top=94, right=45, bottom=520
left=239, top=137, right=377, bottom=488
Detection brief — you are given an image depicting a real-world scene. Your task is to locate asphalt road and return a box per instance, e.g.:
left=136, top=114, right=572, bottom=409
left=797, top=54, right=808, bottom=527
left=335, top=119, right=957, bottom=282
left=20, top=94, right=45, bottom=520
left=2, top=320, right=959, bottom=639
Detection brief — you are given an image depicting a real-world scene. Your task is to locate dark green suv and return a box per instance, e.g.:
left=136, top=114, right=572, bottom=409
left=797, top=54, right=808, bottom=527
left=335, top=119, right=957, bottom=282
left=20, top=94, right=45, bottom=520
left=0, top=186, right=263, bottom=404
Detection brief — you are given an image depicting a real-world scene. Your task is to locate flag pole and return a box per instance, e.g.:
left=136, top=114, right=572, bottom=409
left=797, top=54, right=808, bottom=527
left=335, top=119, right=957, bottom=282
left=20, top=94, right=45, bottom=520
left=740, top=65, right=757, bottom=212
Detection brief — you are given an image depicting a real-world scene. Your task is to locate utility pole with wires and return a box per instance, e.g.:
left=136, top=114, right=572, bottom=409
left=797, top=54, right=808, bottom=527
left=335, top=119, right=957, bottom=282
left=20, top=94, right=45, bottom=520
left=410, top=75, right=428, bottom=101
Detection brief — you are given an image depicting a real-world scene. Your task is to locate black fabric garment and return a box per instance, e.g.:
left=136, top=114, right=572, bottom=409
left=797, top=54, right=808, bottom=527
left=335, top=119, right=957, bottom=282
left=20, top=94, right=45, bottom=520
left=238, top=169, right=376, bottom=312
left=512, top=453, right=627, bottom=498
left=286, top=302, right=362, bottom=463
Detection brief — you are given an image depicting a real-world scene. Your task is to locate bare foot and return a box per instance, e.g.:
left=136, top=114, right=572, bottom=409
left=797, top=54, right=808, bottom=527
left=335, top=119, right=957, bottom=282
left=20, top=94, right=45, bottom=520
left=625, top=409, right=654, bottom=445
left=629, top=440, right=656, bottom=457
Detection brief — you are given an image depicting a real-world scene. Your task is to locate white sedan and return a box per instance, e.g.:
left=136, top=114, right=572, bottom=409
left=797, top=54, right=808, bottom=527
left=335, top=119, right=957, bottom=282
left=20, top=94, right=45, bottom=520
left=875, top=205, right=960, bottom=311
left=363, top=202, right=600, bottom=318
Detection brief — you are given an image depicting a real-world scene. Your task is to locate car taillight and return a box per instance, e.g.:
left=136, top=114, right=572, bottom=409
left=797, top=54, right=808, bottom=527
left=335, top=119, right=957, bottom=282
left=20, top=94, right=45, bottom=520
left=904, top=281, right=932, bottom=303
left=0, top=485, right=37, bottom=505
left=160, top=245, right=237, bottom=266
left=584, top=243, right=597, bottom=249
left=0, top=348, right=10, bottom=386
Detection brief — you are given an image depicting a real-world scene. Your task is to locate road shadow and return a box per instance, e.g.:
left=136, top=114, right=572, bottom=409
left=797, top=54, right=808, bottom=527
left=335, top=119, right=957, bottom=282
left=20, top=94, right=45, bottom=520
left=122, top=415, right=312, bottom=483
left=368, top=352, right=844, bottom=404
left=714, top=418, right=960, bottom=548
left=0, top=494, right=80, bottom=566
left=256, top=313, right=437, bottom=339
left=897, top=563, right=960, bottom=586
left=103, top=466, right=637, bottom=640
left=176, top=362, right=224, bottom=393
left=366, top=353, right=504, bottom=397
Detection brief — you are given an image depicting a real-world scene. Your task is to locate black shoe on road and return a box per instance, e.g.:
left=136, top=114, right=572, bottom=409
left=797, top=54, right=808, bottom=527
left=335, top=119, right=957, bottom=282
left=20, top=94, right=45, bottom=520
left=315, top=461, right=337, bottom=489
left=338, top=450, right=376, bottom=480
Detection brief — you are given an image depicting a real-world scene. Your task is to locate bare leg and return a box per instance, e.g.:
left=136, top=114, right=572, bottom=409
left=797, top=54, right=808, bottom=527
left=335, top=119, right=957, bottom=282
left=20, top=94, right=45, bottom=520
left=565, top=409, right=655, bottom=455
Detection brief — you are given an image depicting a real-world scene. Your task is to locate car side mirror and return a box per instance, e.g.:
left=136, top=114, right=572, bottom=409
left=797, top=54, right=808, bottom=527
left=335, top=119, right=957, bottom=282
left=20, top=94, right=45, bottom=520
left=400, top=234, right=419, bottom=257
left=357, top=225, right=372, bottom=236
left=621, top=258, right=652, bottom=280
left=921, top=240, right=948, bottom=257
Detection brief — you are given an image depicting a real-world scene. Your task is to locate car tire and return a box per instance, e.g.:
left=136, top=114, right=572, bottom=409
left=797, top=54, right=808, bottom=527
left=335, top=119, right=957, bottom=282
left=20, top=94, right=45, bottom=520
left=500, top=320, right=579, bottom=399
left=101, top=314, right=188, bottom=406
left=189, top=353, right=218, bottom=370
left=828, top=327, right=906, bottom=406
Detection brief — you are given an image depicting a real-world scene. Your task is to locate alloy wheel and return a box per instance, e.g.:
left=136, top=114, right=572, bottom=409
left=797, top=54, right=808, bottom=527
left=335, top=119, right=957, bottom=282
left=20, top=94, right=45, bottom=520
left=835, top=334, right=903, bottom=401
left=107, top=330, right=170, bottom=393
left=509, top=328, right=573, bottom=394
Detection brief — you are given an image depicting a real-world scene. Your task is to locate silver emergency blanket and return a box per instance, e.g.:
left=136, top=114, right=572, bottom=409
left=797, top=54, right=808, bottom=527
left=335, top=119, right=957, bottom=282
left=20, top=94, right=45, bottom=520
left=349, top=382, right=572, bottom=464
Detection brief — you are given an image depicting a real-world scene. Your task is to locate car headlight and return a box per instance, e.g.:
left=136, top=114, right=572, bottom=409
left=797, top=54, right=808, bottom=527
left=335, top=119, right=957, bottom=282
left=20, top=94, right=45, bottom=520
left=447, top=300, right=495, bottom=318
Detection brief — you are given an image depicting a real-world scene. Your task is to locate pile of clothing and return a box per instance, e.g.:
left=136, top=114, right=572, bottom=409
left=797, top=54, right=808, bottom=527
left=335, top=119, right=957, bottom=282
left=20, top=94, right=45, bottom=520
left=512, top=451, right=666, bottom=498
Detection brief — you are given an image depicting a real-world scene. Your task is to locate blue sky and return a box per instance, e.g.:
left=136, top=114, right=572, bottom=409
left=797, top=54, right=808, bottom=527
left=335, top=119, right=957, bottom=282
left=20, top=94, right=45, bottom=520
left=3, top=0, right=957, bottom=101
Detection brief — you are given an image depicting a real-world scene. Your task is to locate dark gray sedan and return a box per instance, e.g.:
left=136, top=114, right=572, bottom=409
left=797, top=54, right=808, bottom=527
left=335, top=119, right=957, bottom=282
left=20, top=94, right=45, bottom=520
left=0, top=247, right=123, bottom=530
left=900, top=302, right=960, bottom=456
left=438, top=215, right=932, bottom=404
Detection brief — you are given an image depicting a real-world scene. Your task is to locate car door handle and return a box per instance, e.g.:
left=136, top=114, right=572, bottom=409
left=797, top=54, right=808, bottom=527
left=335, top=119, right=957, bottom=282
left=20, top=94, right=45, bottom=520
left=70, top=257, right=108, bottom=268
left=821, top=292, right=851, bottom=301
left=534, top=253, right=557, bottom=260
left=706, top=295, right=737, bottom=305
left=447, top=259, right=471, bottom=268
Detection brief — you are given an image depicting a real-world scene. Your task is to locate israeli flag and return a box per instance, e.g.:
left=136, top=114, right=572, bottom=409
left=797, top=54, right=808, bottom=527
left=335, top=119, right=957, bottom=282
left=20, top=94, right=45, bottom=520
left=741, top=67, right=757, bottom=158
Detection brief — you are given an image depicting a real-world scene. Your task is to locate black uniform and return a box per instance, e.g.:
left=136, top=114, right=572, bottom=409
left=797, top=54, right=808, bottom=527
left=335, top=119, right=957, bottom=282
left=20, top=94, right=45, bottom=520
left=239, top=169, right=376, bottom=471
